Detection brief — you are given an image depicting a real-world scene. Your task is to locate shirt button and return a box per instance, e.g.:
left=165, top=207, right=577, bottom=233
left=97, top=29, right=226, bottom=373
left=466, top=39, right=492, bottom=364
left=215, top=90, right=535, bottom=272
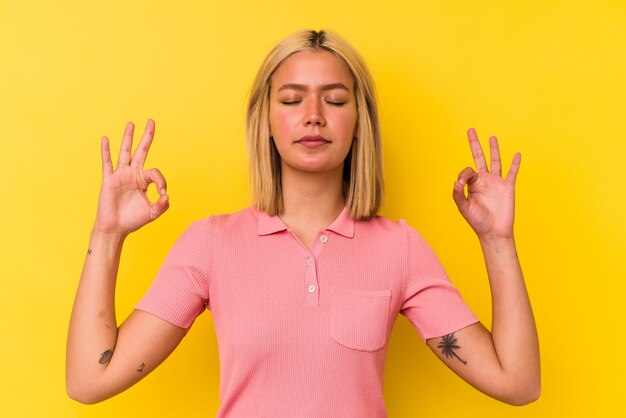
left=308, top=284, right=316, bottom=293
left=320, top=235, right=328, bottom=243
left=306, top=258, right=313, bottom=266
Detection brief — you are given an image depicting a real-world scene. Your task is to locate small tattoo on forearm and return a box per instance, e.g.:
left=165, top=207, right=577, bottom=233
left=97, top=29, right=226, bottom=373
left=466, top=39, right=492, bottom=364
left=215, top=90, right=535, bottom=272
left=87, top=249, right=92, bottom=255
left=438, top=333, right=467, bottom=365
left=137, top=363, right=145, bottom=372
left=99, top=349, right=113, bottom=364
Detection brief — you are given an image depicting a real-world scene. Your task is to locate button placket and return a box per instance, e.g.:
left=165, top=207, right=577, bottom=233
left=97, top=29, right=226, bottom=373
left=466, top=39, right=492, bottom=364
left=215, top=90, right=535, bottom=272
left=304, top=255, right=318, bottom=305
left=304, top=230, right=331, bottom=305
left=287, top=229, right=330, bottom=306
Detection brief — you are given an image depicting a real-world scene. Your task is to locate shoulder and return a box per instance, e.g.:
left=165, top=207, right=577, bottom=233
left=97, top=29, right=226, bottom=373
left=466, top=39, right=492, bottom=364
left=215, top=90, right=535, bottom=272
left=184, top=206, right=256, bottom=236
left=169, top=207, right=255, bottom=256
left=356, top=213, right=421, bottom=239
left=357, top=215, right=436, bottom=258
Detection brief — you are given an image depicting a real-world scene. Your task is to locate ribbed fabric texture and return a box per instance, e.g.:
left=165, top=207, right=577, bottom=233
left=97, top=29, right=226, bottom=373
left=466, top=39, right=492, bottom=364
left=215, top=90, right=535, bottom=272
left=136, top=206, right=478, bottom=417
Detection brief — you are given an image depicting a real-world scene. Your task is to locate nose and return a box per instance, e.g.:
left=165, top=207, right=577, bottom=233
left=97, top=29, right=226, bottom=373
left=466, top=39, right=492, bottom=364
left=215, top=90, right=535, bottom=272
left=303, top=98, right=326, bottom=127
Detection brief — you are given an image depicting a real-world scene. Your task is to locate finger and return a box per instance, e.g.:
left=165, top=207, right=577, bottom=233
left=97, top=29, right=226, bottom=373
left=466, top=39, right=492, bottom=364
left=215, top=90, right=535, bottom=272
left=117, top=122, right=134, bottom=169
left=467, top=128, right=488, bottom=173
left=505, top=152, right=522, bottom=184
left=131, top=119, right=156, bottom=168
left=489, top=136, right=502, bottom=177
left=457, top=166, right=479, bottom=187
left=101, top=136, right=113, bottom=177
left=143, top=168, right=167, bottom=195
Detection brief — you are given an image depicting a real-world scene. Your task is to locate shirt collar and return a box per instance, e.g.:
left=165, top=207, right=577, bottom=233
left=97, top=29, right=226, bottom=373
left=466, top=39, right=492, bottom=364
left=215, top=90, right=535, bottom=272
left=256, top=207, right=288, bottom=235
left=326, top=205, right=355, bottom=238
left=254, top=205, right=355, bottom=238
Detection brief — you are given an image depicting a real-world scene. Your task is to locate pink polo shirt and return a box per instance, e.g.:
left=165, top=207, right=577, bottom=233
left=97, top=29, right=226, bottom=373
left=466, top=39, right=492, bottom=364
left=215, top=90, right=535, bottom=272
left=136, top=206, right=478, bottom=417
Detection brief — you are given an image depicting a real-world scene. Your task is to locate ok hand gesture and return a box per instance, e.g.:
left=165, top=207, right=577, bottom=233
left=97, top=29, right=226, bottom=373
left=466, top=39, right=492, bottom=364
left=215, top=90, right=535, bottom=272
left=452, top=128, right=521, bottom=240
left=94, top=119, right=169, bottom=237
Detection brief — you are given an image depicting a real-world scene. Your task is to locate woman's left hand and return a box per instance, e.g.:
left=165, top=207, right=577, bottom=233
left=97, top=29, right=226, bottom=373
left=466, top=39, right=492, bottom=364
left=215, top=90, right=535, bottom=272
left=452, top=128, right=521, bottom=240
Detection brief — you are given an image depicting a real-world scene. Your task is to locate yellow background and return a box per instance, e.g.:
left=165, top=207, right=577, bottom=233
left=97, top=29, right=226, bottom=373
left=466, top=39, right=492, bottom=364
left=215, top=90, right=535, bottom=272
left=1, top=0, right=624, bottom=416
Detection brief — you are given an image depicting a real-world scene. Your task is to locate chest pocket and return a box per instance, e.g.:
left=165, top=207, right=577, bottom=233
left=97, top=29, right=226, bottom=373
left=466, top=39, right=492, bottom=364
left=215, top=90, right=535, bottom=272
left=329, top=287, right=391, bottom=352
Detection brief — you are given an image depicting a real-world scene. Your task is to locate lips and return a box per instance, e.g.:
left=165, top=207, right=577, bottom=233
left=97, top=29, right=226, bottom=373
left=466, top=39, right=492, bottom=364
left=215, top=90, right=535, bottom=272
left=296, top=135, right=331, bottom=148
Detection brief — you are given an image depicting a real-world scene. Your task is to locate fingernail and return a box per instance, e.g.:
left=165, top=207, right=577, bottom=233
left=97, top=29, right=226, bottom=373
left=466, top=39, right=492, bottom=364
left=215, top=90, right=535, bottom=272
left=160, top=188, right=166, bottom=195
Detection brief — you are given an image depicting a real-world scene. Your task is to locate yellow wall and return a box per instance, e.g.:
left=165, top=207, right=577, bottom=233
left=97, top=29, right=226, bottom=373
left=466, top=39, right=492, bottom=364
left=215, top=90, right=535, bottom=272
left=1, top=0, right=624, bottom=416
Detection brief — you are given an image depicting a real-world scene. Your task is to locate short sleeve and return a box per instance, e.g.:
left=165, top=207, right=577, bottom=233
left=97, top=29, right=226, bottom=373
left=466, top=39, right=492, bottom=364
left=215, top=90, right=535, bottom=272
left=135, top=217, right=212, bottom=331
left=399, top=220, right=478, bottom=341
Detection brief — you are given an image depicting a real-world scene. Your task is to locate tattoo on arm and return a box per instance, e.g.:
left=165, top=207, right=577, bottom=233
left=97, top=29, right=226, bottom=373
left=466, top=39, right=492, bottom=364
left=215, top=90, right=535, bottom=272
left=137, top=363, right=145, bottom=373
left=437, top=333, right=467, bottom=365
left=99, top=349, right=113, bottom=364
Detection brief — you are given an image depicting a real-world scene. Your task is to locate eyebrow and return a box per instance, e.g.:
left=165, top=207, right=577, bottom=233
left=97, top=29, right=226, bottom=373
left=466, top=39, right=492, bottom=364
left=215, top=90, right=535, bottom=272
left=276, top=83, right=351, bottom=93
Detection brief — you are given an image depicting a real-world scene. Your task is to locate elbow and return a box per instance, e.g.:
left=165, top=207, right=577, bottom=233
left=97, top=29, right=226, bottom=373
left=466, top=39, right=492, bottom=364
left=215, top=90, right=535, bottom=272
left=66, top=379, right=107, bottom=405
left=500, top=379, right=541, bottom=406
left=66, top=386, right=99, bottom=405
left=505, top=388, right=541, bottom=406
left=67, top=388, right=91, bottom=405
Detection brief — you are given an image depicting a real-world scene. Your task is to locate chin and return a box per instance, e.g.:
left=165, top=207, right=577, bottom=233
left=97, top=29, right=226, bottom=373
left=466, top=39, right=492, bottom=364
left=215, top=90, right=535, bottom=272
left=286, top=161, right=342, bottom=174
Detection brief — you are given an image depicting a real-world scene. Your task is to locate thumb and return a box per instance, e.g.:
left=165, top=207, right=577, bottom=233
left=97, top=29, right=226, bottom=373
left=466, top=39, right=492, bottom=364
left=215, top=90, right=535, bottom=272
left=452, top=167, right=476, bottom=216
left=452, top=180, right=470, bottom=215
left=151, top=193, right=170, bottom=218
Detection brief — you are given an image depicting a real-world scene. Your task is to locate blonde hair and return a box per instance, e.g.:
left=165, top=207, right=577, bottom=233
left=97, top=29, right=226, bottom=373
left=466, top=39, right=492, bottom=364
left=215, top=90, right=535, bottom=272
left=246, top=29, right=384, bottom=220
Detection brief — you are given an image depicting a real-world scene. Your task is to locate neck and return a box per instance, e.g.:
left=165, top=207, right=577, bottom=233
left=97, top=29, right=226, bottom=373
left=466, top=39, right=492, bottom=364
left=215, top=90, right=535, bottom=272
left=279, top=164, right=346, bottom=230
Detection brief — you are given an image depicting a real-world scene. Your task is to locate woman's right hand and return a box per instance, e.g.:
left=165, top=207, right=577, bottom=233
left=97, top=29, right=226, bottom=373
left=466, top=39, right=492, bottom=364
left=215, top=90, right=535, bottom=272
left=68, top=119, right=182, bottom=405
left=94, top=119, right=169, bottom=237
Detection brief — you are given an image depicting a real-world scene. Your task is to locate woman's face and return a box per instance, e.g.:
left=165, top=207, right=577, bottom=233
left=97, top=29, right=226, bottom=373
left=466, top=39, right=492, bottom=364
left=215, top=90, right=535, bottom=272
left=269, top=50, right=358, bottom=176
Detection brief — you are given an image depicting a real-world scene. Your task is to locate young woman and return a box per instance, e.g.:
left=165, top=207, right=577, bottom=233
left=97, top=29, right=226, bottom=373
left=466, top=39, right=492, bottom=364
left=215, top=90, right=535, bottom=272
left=67, top=29, right=540, bottom=416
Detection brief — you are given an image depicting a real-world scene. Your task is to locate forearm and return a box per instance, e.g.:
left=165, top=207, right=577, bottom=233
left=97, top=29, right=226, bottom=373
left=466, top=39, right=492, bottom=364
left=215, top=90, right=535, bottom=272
left=479, top=236, right=540, bottom=397
left=66, top=229, right=125, bottom=401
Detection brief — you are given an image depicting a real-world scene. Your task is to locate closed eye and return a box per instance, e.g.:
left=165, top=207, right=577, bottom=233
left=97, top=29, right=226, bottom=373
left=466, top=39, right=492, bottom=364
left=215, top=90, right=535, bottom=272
left=280, top=99, right=346, bottom=106
left=280, top=97, right=302, bottom=105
